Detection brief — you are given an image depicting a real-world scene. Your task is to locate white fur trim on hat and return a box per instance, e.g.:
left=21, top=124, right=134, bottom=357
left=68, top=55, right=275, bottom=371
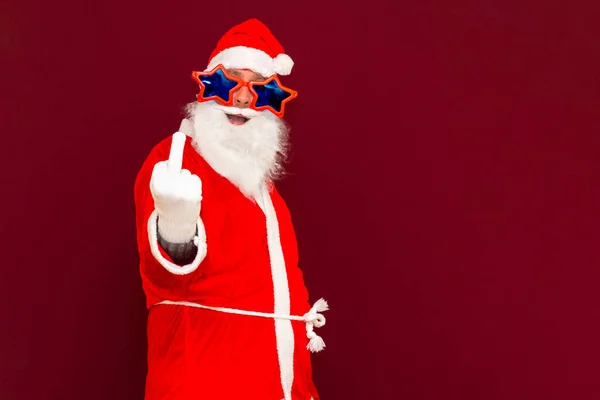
left=206, top=46, right=293, bottom=77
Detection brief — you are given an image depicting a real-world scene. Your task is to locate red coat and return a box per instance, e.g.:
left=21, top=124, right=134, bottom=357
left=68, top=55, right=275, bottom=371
left=134, top=134, right=321, bottom=400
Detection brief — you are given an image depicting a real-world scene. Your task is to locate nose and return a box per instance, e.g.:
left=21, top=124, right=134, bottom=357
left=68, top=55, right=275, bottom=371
left=232, top=86, right=252, bottom=108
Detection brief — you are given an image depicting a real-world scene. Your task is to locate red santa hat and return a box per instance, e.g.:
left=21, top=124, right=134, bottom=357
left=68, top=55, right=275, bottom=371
left=205, top=19, right=294, bottom=77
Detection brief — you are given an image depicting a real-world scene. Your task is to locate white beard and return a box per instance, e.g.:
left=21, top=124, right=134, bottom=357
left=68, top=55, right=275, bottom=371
left=185, top=101, right=289, bottom=199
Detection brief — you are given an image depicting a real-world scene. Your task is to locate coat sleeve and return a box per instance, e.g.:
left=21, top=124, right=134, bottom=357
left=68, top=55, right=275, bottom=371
left=134, top=136, right=208, bottom=281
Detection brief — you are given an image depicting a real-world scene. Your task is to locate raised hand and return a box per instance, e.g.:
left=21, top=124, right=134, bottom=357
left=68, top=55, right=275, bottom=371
left=150, top=130, right=202, bottom=243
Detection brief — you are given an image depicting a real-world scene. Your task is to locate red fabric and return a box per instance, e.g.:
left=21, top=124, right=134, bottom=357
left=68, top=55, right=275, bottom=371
left=208, top=18, right=286, bottom=62
left=134, top=134, right=319, bottom=400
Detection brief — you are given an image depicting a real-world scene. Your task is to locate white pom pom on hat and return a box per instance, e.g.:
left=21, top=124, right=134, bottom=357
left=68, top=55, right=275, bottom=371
left=205, top=18, right=294, bottom=77
left=273, top=53, right=294, bottom=75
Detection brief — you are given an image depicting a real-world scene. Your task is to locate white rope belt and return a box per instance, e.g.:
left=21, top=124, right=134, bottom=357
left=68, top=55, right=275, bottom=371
left=155, top=298, right=329, bottom=353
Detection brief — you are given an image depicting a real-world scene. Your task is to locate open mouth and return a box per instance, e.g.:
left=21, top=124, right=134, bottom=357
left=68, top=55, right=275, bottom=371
left=226, top=114, right=250, bottom=125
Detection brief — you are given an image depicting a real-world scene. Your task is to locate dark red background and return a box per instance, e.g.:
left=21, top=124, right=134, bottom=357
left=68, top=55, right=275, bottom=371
left=2, top=0, right=599, bottom=399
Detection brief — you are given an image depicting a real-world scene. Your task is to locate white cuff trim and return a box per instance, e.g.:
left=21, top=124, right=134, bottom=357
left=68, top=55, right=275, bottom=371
left=147, top=210, right=207, bottom=275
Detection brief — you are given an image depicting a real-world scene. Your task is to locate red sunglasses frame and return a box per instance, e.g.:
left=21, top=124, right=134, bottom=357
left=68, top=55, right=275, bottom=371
left=191, top=64, right=298, bottom=118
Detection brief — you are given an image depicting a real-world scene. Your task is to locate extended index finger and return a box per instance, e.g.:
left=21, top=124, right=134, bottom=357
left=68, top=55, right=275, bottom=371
left=167, top=132, right=186, bottom=175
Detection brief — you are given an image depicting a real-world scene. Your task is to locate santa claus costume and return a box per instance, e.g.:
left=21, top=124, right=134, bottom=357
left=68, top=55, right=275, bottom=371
left=134, top=19, right=328, bottom=400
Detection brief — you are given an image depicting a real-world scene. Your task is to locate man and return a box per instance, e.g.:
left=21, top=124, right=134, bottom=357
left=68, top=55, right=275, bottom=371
left=134, top=19, right=328, bottom=400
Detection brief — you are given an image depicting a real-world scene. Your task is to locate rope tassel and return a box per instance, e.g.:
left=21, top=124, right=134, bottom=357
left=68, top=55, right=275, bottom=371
left=155, top=298, right=331, bottom=353
left=303, top=298, right=329, bottom=353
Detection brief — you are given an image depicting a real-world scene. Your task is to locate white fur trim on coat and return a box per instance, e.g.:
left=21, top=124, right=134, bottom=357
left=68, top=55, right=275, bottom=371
left=147, top=210, right=207, bottom=275
left=206, top=46, right=294, bottom=77
left=255, top=185, right=295, bottom=400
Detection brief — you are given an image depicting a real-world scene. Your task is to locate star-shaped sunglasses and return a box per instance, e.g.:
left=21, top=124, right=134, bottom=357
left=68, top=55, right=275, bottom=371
left=191, top=64, right=298, bottom=118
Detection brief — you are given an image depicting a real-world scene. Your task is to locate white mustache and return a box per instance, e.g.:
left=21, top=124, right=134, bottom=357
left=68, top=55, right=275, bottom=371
left=216, top=105, right=261, bottom=118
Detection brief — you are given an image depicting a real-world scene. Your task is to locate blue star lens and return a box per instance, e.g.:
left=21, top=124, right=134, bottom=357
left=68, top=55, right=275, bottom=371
left=253, top=80, right=292, bottom=113
left=200, top=69, right=239, bottom=102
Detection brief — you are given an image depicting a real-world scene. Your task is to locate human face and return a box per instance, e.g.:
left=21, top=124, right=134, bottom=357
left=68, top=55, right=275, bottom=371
left=225, top=69, right=266, bottom=125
